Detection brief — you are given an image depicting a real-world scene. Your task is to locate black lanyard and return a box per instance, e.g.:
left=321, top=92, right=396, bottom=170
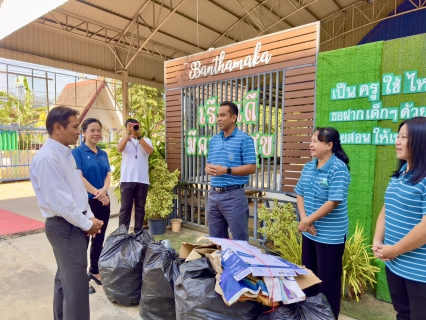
left=131, top=139, right=139, bottom=159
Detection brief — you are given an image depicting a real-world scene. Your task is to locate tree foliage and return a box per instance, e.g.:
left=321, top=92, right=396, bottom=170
left=115, top=82, right=165, bottom=118
left=0, top=77, right=44, bottom=126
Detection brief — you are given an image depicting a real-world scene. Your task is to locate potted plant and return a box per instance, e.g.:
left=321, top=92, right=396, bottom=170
left=258, top=199, right=302, bottom=265
left=341, top=223, right=380, bottom=301
left=145, top=158, right=179, bottom=235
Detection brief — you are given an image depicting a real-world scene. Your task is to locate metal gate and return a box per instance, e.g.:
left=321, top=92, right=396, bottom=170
left=175, top=66, right=313, bottom=240
left=0, top=126, right=48, bottom=182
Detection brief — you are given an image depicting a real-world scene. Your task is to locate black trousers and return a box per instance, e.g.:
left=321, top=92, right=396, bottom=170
left=45, top=217, right=90, bottom=320
left=386, top=267, right=426, bottom=320
left=119, top=182, right=148, bottom=233
left=302, top=235, right=345, bottom=320
left=86, top=198, right=110, bottom=274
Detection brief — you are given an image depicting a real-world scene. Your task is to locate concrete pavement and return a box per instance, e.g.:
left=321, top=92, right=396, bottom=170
left=0, top=216, right=144, bottom=320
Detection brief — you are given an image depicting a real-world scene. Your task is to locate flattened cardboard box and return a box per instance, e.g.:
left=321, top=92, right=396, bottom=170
left=179, top=237, right=321, bottom=290
left=179, top=241, right=218, bottom=261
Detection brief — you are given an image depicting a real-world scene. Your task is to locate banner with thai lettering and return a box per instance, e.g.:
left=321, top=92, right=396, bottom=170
left=185, top=90, right=275, bottom=168
left=328, top=69, right=426, bottom=145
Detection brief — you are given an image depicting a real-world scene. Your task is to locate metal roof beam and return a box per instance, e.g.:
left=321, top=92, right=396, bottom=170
left=124, top=0, right=188, bottom=68
left=115, top=0, right=150, bottom=45
left=208, top=0, right=271, bottom=48
left=35, top=14, right=187, bottom=61
left=256, top=0, right=321, bottom=36
left=252, top=0, right=296, bottom=29
left=75, top=0, right=235, bottom=48
left=151, top=0, right=238, bottom=43
left=320, top=0, right=426, bottom=45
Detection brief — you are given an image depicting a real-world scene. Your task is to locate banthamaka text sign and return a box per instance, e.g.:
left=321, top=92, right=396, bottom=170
left=189, top=42, right=272, bottom=80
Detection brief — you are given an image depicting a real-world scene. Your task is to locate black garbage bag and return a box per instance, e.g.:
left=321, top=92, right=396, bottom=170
left=140, top=242, right=183, bottom=320
left=175, top=258, right=260, bottom=320
left=99, top=225, right=153, bottom=306
left=257, top=294, right=335, bottom=320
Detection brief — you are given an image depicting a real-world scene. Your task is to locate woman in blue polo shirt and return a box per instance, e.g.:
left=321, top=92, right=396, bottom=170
left=373, top=117, right=426, bottom=320
left=72, top=118, right=111, bottom=294
left=295, top=127, right=350, bottom=319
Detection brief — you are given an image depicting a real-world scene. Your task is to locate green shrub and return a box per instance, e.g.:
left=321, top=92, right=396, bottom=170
left=258, top=200, right=302, bottom=265
left=145, top=158, right=179, bottom=219
left=342, top=223, right=380, bottom=301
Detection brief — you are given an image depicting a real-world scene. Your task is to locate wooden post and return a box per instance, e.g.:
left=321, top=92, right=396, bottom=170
left=122, top=70, right=129, bottom=119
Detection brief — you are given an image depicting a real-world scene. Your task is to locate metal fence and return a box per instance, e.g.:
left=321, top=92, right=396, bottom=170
left=0, top=61, right=124, bottom=182
left=0, top=61, right=121, bottom=114
left=0, top=125, right=122, bottom=182
left=0, top=126, right=48, bottom=182
left=175, top=69, right=306, bottom=241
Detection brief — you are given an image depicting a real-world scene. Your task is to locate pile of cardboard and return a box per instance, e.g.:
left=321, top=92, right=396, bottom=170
left=179, top=236, right=321, bottom=307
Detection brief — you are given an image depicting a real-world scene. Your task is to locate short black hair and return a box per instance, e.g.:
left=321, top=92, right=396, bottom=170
left=46, top=106, right=79, bottom=135
left=125, top=118, right=138, bottom=126
left=392, top=116, right=426, bottom=184
left=220, top=101, right=238, bottom=118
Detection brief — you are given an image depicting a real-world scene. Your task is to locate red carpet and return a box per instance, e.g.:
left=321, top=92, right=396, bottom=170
left=0, top=209, right=45, bottom=236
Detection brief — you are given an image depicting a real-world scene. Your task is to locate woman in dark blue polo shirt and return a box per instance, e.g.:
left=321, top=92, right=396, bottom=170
left=72, top=118, right=111, bottom=294
left=373, top=117, right=426, bottom=320
left=295, top=127, right=350, bottom=319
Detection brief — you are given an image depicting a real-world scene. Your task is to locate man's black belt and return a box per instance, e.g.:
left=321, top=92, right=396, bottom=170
left=212, top=185, right=244, bottom=192
left=48, top=210, right=87, bottom=219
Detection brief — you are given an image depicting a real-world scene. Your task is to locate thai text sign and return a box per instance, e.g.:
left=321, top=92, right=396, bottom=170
left=186, top=91, right=275, bottom=168
left=329, top=69, right=425, bottom=145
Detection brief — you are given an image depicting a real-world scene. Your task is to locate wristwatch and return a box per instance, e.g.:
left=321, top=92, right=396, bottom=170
left=227, top=167, right=232, bottom=174
left=137, top=136, right=142, bottom=140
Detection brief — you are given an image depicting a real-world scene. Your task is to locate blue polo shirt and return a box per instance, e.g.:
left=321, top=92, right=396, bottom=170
left=295, top=154, right=350, bottom=244
left=207, top=127, right=256, bottom=187
left=71, top=143, right=111, bottom=199
left=384, top=163, right=426, bottom=283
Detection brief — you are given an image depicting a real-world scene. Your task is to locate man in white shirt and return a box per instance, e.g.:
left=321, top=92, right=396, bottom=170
left=116, top=118, right=153, bottom=233
left=30, top=106, right=103, bottom=320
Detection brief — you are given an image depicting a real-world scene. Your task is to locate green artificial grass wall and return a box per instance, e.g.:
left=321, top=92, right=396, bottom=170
left=315, top=33, right=426, bottom=304
left=371, top=33, right=426, bottom=234
left=370, top=33, right=426, bottom=303
left=316, top=41, right=383, bottom=241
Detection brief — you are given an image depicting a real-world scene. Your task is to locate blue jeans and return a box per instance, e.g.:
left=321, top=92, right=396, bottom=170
left=207, top=188, right=249, bottom=241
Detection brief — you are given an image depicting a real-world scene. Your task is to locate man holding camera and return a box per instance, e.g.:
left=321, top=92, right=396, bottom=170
left=116, top=118, right=153, bottom=233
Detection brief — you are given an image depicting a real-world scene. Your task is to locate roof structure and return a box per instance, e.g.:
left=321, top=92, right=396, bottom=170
left=53, top=77, right=123, bottom=128
left=0, top=0, right=424, bottom=86
left=55, top=78, right=105, bottom=121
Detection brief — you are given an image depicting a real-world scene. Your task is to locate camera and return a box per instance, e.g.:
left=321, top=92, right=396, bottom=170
left=132, top=123, right=140, bottom=131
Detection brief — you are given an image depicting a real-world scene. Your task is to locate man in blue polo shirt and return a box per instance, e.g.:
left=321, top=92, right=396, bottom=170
left=205, top=101, right=256, bottom=241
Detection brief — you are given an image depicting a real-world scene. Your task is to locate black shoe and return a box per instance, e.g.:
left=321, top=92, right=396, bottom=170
left=89, top=285, right=96, bottom=294
left=88, top=272, right=102, bottom=285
